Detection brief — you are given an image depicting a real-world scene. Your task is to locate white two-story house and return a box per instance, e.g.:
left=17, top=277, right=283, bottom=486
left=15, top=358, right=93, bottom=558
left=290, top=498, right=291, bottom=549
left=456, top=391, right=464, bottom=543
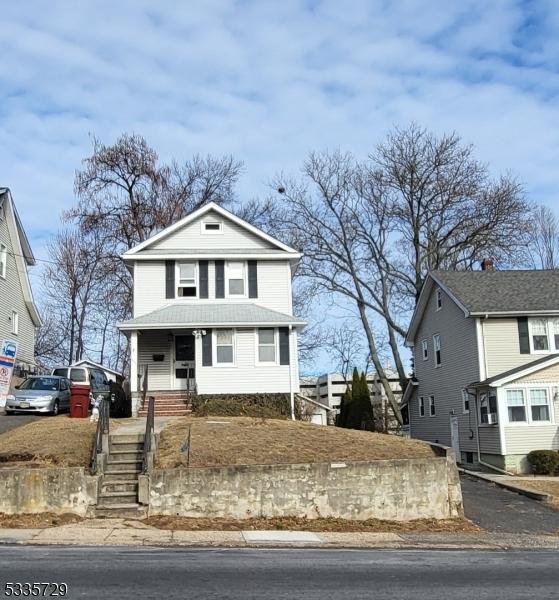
left=405, top=264, right=559, bottom=474
left=0, top=188, right=41, bottom=376
left=118, top=202, right=305, bottom=416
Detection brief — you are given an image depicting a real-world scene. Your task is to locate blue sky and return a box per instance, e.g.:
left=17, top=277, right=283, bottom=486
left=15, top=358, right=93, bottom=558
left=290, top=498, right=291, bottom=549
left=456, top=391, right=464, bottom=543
left=2, top=0, right=559, bottom=370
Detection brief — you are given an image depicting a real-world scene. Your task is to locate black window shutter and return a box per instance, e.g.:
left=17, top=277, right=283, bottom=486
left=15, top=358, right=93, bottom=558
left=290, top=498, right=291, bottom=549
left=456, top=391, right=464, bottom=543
left=165, top=261, right=175, bottom=299
left=202, top=329, right=212, bottom=366
left=215, top=260, right=225, bottom=298
left=279, top=327, right=290, bottom=365
left=199, top=260, right=209, bottom=299
left=518, top=317, right=530, bottom=354
left=248, top=260, right=258, bottom=298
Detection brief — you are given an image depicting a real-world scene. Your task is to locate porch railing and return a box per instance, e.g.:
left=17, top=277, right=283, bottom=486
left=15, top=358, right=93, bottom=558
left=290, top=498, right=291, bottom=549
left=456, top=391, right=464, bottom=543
left=142, top=396, right=155, bottom=474
left=89, top=398, right=109, bottom=475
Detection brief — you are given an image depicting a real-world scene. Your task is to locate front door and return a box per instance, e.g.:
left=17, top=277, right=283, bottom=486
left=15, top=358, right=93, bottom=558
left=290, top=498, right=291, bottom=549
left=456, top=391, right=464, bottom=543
left=174, top=333, right=195, bottom=390
left=450, top=414, right=460, bottom=461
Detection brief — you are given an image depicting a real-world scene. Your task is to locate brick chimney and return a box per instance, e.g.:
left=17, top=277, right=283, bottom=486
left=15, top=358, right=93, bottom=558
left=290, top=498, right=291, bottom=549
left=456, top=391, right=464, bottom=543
left=481, top=258, right=494, bottom=271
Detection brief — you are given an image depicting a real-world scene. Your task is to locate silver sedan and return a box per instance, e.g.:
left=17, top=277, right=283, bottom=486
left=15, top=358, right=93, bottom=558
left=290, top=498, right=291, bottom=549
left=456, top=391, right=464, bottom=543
left=4, top=376, right=71, bottom=416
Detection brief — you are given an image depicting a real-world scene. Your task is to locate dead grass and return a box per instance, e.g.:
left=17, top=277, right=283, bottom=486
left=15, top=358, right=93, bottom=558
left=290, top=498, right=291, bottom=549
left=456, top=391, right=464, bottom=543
left=155, top=417, right=437, bottom=469
left=510, top=479, right=559, bottom=508
left=144, top=515, right=479, bottom=533
left=0, top=417, right=95, bottom=468
left=0, top=513, right=83, bottom=528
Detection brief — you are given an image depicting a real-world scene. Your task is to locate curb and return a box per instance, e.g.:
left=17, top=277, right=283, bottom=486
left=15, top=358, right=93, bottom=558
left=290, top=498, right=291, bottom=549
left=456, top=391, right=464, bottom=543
left=460, top=468, right=552, bottom=502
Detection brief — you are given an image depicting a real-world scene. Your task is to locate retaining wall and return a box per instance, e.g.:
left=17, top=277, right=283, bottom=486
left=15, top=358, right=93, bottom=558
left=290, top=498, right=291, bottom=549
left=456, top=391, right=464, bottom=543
left=145, top=451, right=463, bottom=521
left=0, top=468, right=98, bottom=516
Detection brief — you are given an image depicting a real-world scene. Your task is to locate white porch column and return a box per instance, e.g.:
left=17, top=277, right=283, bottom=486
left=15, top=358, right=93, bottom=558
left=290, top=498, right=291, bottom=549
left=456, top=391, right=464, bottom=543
left=130, top=331, right=139, bottom=416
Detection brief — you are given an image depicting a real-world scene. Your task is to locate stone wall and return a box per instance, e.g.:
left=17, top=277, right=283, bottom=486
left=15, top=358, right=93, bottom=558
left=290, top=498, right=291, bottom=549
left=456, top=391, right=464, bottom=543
left=145, top=454, right=463, bottom=521
left=0, top=468, right=98, bottom=516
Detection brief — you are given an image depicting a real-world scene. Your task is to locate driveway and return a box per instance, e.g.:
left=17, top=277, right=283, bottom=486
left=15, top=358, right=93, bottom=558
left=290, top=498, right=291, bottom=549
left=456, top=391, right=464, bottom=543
left=0, top=411, right=39, bottom=434
left=461, top=472, right=559, bottom=534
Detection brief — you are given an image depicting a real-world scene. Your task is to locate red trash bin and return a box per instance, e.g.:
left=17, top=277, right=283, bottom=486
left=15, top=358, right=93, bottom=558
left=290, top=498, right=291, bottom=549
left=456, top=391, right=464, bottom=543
left=70, top=385, right=90, bottom=418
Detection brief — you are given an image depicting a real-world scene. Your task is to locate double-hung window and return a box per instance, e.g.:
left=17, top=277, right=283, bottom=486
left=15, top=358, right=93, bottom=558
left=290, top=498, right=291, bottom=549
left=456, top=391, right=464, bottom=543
left=0, top=244, right=6, bottom=278
left=419, top=396, right=425, bottom=417
left=506, top=389, right=527, bottom=422
left=215, top=329, right=235, bottom=365
left=530, top=318, right=549, bottom=352
left=529, top=389, right=551, bottom=422
left=436, top=289, right=442, bottom=310
left=429, top=395, right=436, bottom=416
left=421, top=339, right=428, bottom=361
left=226, top=261, right=246, bottom=297
left=177, top=262, right=197, bottom=297
left=257, top=328, right=277, bottom=364
left=11, top=311, right=18, bottom=335
left=553, top=320, right=559, bottom=351
left=433, top=335, right=441, bottom=367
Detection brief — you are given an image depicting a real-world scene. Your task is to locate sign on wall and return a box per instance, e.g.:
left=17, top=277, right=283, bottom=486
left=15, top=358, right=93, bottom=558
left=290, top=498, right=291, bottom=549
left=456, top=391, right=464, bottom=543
left=0, top=339, right=18, bottom=408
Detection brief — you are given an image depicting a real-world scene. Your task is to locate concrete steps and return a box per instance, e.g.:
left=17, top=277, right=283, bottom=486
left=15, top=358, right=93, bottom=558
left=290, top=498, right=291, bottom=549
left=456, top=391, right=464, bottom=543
left=95, top=434, right=146, bottom=519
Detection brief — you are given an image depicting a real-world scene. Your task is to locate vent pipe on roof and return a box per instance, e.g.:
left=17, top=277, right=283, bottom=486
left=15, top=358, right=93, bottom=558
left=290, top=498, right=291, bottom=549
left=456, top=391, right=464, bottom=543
left=480, top=259, right=494, bottom=271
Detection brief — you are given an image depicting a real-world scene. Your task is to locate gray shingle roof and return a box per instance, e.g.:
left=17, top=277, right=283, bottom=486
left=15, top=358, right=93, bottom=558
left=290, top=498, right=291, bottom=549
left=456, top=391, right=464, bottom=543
left=472, top=354, right=559, bottom=386
left=432, top=270, right=559, bottom=314
left=119, top=303, right=306, bottom=329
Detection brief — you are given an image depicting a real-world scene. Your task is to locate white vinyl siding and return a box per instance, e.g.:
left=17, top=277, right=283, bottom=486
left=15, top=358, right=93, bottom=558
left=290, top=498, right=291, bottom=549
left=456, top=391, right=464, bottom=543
left=133, top=260, right=291, bottom=316
left=196, top=328, right=296, bottom=394
left=150, top=209, right=276, bottom=251
left=138, top=330, right=172, bottom=390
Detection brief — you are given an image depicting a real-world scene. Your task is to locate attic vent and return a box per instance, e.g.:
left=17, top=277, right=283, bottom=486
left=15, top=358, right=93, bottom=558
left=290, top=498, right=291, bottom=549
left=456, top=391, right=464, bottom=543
left=201, top=220, right=222, bottom=234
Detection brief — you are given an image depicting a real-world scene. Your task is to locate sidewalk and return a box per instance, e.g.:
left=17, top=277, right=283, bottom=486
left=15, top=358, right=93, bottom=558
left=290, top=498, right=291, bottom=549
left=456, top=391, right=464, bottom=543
left=1, top=518, right=558, bottom=550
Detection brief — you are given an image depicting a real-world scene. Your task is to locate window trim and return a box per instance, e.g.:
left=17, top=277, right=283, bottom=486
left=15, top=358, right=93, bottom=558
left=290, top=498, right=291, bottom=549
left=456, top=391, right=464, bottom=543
left=255, top=328, right=279, bottom=366
left=175, top=261, right=198, bottom=299
left=0, top=243, right=7, bottom=279
left=421, top=339, right=428, bottom=361
left=418, top=396, right=425, bottom=417
left=433, top=334, right=441, bottom=367
left=213, top=328, right=236, bottom=367
left=528, top=318, right=551, bottom=354
left=505, top=385, right=554, bottom=426
left=435, top=288, right=443, bottom=311
left=225, top=261, right=248, bottom=299
left=201, top=220, right=223, bottom=234
left=429, top=395, right=436, bottom=417
left=11, top=311, right=18, bottom=335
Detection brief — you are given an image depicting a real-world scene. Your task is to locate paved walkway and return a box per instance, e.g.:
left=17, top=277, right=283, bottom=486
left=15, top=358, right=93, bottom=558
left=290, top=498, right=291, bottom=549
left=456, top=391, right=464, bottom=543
left=0, top=412, right=39, bottom=434
left=0, top=518, right=558, bottom=549
left=112, top=416, right=177, bottom=436
left=461, top=473, right=559, bottom=534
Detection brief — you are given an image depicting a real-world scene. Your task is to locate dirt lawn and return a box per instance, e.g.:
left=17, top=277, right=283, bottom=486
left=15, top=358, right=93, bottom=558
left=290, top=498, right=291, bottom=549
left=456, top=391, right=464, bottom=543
left=510, top=479, right=559, bottom=508
left=0, top=416, right=96, bottom=468
left=156, top=417, right=437, bottom=468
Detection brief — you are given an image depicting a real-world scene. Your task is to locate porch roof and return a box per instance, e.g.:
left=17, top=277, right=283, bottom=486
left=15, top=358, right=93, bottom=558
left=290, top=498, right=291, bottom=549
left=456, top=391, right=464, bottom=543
left=118, top=303, right=306, bottom=330
left=470, top=353, right=559, bottom=388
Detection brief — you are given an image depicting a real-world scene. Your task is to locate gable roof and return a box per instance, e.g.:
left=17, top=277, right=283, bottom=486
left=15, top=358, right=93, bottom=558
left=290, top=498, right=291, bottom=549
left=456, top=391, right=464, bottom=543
left=123, top=202, right=299, bottom=258
left=71, top=359, right=124, bottom=377
left=470, top=353, right=559, bottom=388
left=406, top=269, right=559, bottom=345
left=0, top=189, right=41, bottom=327
left=118, top=302, right=306, bottom=330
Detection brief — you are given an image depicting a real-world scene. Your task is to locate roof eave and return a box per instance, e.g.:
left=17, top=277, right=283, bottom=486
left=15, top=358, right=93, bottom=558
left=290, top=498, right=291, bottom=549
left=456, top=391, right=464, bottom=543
left=118, top=320, right=307, bottom=331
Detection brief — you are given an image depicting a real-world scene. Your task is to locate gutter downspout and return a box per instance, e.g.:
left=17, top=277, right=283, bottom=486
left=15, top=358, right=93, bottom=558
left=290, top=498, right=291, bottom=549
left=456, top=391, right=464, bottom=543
left=289, top=325, right=295, bottom=420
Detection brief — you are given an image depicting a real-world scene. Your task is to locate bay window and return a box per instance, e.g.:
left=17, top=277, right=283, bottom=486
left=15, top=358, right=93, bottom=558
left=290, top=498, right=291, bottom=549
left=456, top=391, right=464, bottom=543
left=215, top=329, right=235, bottom=365
left=529, top=389, right=551, bottom=422
left=506, top=389, right=527, bottom=422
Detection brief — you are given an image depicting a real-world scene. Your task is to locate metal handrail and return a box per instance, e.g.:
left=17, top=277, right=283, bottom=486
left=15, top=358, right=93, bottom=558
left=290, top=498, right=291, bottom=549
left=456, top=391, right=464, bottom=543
left=90, top=397, right=110, bottom=474
left=142, top=396, right=155, bottom=474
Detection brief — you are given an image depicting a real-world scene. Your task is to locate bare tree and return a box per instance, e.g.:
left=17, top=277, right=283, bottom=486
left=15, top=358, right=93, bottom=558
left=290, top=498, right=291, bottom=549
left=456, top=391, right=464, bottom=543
left=527, top=205, right=559, bottom=269
left=328, top=324, right=366, bottom=383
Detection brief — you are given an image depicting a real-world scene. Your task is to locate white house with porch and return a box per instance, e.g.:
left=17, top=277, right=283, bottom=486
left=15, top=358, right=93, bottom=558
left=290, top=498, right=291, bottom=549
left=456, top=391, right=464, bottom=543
left=118, top=202, right=305, bottom=416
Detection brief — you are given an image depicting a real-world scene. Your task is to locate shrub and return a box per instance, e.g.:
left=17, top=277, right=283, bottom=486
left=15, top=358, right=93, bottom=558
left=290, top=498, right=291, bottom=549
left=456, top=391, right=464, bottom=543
left=192, top=393, right=300, bottom=419
left=526, top=450, right=559, bottom=475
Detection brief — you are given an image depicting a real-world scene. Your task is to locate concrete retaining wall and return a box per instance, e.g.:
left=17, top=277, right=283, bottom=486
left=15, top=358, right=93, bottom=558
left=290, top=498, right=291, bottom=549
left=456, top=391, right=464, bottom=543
left=146, top=453, right=463, bottom=521
left=0, top=468, right=98, bottom=516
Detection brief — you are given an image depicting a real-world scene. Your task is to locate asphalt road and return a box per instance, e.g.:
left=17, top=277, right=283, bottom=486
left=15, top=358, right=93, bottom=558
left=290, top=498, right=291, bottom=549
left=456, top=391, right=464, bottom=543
left=460, top=473, right=559, bottom=533
left=0, top=412, right=39, bottom=434
left=1, top=546, right=558, bottom=600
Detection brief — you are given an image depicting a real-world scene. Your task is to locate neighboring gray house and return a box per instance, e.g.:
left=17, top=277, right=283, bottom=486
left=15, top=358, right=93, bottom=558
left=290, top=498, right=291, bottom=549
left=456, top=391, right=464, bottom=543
left=0, top=189, right=41, bottom=372
left=118, top=202, right=305, bottom=416
left=405, top=265, right=559, bottom=474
